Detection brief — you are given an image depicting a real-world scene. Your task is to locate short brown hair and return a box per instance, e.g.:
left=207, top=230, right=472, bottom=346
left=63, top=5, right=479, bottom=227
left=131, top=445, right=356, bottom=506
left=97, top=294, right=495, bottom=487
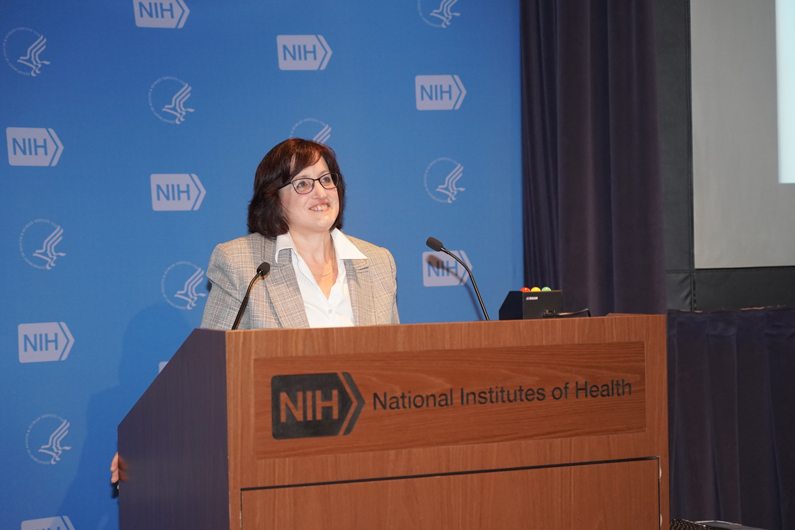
left=247, top=138, right=346, bottom=238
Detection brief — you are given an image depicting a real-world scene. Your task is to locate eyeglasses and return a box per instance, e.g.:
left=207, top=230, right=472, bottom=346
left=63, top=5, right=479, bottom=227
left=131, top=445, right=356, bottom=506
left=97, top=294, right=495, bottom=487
left=280, top=173, right=340, bottom=195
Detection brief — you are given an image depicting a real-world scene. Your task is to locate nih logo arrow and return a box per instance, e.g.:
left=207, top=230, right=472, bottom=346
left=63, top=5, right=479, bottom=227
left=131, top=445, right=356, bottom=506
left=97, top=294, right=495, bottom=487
left=277, top=35, right=333, bottom=70
left=18, top=322, right=74, bottom=363
left=150, top=174, right=206, bottom=211
left=6, top=128, right=64, bottom=166
left=271, top=372, right=364, bottom=439
left=134, top=0, right=190, bottom=28
left=423, top=250, right=473, bottom=287
left=415, top=75, right=467, bottom=110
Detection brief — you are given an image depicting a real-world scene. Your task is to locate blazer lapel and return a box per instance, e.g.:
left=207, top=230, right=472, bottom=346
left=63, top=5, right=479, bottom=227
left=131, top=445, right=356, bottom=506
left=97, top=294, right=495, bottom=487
left=264, top=246, right=310, bottom=329
left=346, top=258, right=372, bottom=326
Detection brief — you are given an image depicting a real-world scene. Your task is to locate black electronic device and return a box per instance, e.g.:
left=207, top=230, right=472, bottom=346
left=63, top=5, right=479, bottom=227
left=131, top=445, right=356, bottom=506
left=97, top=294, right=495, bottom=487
left=498, top=290, right=563, bottom=320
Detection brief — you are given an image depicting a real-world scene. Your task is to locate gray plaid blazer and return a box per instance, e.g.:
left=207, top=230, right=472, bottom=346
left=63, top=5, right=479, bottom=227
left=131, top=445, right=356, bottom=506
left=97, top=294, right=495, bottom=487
left=200, top=232, right=399, bottom=330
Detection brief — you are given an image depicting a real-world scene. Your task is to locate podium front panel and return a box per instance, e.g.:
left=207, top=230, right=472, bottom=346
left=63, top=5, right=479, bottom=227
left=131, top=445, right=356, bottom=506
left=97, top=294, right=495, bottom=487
left=120, top=315, right=669, bottom=530
left=242, top=458, right=661, bottom=530
left=252, top=341, right=646, bottom=458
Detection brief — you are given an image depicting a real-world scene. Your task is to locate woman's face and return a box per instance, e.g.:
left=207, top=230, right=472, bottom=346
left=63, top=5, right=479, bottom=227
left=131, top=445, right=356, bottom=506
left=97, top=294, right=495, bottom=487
left=279, top=157, right=340, bottom=237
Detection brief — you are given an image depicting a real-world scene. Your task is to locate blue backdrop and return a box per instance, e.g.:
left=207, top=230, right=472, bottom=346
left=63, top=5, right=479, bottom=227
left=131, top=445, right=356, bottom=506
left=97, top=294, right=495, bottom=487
left=1, top=1, right=521, bottom=528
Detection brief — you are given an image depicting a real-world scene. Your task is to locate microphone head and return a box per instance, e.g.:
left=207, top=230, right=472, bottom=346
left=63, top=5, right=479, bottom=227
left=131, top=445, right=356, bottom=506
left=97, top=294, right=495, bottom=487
left=257, top=262, right=271, bottom=277
left=426, top=237, right=444, bottom=252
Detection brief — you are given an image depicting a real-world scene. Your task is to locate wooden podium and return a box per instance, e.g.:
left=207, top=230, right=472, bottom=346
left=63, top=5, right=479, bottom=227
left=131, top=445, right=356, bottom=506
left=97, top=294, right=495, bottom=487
left=119, top=315, right=668, bottom=529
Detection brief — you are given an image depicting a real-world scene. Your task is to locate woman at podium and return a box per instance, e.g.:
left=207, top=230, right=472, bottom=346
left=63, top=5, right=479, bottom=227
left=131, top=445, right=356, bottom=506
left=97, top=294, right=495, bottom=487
left=200, top=138, right=400, bottom=330
left=111, top=138, right=399, bottom=486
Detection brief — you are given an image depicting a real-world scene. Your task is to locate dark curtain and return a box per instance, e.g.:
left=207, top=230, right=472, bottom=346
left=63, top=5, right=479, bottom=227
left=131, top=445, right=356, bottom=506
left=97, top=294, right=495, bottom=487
left=668, top=308, right=795, bottom=530
left=521, top=0, right=666, bottom=315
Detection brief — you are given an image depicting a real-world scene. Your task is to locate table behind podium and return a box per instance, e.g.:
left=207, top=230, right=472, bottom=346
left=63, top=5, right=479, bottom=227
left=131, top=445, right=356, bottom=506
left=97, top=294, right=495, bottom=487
left=119, top=315, right=668, bottom=529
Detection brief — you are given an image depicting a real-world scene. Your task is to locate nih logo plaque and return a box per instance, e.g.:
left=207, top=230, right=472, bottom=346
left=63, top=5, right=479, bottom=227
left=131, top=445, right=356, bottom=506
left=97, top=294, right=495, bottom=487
left=277, top=35, right=333, bottom=70
left=254, top=343, right=646, bottom=460
left=415, top=75, right=466, bottom=110
left=134, top=0, right=190, bottom=28
left=18, top=322, right=74, bottom=363
left=423, top=250, right=472, bottom=287
left=6, top=128, right=63, bottom=166
left=271, top=372, right=364, bottom=439
left=150, top=174, right=205, bottom=211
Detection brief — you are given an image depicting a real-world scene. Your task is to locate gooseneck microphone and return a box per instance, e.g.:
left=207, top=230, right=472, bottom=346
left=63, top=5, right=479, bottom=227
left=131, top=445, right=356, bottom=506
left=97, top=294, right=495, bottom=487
left=426, top=237, right=490, bottom=321
left=231, top=262, right=271, bottom=330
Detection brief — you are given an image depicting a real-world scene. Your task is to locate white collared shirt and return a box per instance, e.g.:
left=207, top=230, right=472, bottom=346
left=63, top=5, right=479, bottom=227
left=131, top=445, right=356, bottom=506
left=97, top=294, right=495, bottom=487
left=274, top=229, right=367, bottom=328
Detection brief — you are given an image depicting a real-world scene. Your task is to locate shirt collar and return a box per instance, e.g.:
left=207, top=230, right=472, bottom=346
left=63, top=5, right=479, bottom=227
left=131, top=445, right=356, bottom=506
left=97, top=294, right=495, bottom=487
left=274, top=228, right=366, bottom=263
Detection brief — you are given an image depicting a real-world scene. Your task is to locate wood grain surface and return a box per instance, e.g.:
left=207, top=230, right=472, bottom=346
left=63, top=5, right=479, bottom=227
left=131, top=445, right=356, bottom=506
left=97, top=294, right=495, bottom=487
left=252, top=342, right=646, bottom=458
left=119, top=314, right=668, bottom=530
left=242, top=458, right=661, bottom=530
left=225, top=315, right=669, bottom=528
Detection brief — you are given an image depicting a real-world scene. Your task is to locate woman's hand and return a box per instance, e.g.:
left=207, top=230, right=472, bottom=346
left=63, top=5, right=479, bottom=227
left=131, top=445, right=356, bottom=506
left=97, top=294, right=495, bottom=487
left=111, top=452, right=120, bottom=484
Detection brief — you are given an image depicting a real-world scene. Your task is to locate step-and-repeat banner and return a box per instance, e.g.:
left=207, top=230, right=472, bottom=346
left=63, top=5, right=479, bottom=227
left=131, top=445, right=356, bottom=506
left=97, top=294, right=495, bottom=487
left=0, top=1, right=521, bottom=528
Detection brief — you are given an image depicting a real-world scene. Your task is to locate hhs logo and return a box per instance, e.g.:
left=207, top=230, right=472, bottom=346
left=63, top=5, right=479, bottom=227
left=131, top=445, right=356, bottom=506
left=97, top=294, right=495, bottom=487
left=415, top=75, right=466, bottom=111
left=162, top=262, right=208, bottom=310
left=3, top=27, right=50, bottom=76
left=424, top=157, right=464, bottom=203
left=18, top=323, right=75, bottom=363
left=21, top=517, right=76, bottom=530
left=148, top=77, right=194, bottom=124
left=290, top=118, right=332, bottom=144
left=271, top=373, right=364, bottom=439
left=25, top=414, right=72, bottom=465
left=151, top=174, right=206, bottom=210
left=277, top=35, right=333, bottom=70
left=134, top=0, right=190, bottom=28
left=418, top=0, right=460, bottom=28
left=7, top=128, right=64, bottom=166
left=19, top=219, right=66, bottom=270
left=423, top=250, right=472, bottom=287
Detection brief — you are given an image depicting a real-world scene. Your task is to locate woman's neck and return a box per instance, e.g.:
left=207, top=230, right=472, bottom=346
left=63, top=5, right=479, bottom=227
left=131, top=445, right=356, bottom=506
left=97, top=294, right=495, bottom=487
left=289, top=229, right=335, bottom=264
